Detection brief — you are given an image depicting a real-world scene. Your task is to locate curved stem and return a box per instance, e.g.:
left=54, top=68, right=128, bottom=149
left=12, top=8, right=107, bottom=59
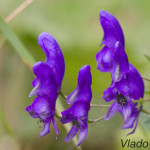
left=88, top=116, right=105, bottom=126
left=90, top=104, right=111, bottom=108
left=142, top=77, right=150, bottom=82
left=141, top=109, right=150, bottom=114
left=143, top=98, right=150, bottom=103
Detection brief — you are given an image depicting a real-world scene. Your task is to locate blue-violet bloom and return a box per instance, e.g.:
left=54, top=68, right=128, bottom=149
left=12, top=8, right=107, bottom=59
left=60, top=65, right=92, bottom=146
left=26, top=32, right=65, bottom=138
left=96, top=10, right=127, bottom=78
left=103, top=63, right=144, bottom=134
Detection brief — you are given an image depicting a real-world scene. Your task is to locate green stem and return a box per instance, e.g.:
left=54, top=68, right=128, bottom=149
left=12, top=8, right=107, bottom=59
left=88, top=116, right=105, bottom=126
left=143, top=98, right=150, bottom=103
left=142, top=77, right=150, bottom=82
left=90, top=104, right=111, bottom=108
left=0, top=106, right=13, bottom=136
left=141, top=109, right=150, bottom=114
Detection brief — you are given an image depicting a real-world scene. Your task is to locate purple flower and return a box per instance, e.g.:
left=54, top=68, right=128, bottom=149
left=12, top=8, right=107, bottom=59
left=96, top=10, right=125, bottom=73
left=60, top=65, right=92, bottom=146
left=103, top=64, right=144, bottom=133
left=26, top=32, right=65, bottom=138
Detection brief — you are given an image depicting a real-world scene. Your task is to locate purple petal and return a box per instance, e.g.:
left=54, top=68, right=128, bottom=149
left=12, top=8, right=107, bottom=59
left=96, top=46, right=113, bottom=72
left=116, top=64, right=144, bottom=99
left=127, top=64, right=144, bottom=99
left=77, top=124, right=88, bottom=146
left=60, top=109, right=74, bottom=124
left=32, top=96, right=54, bottom=121
left=65, top=125, right=79, bottom=142
left=103, top=82, right=117, bottom=102
left=111, top=41, right=129, bottom=82
left=32, top=78, right=38, bottom=88
left=100, top=11, right=125, bottom=48
left=126, top=117, right=139, bottom=136
left=67, top=65, right=92, bottom=104
left=38, top=32, right=65, bottom=90
left=52, top=117, right=59, bottom=139
left=119, top=100, right=132, bottom=122
left=40, top=122, right=50, bottom=137
left=25, top=105, right=38, bottom=118
left=104, top=101, right=119, bottom=121
left=122, top=114, right=136, bottom=129
left=29, top=62, right=57, bottom=97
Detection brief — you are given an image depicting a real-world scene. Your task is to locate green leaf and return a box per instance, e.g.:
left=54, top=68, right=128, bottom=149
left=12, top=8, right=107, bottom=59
left=144, top=55, right=150, bottom=62
left=0, top=16, right=35, bottom=66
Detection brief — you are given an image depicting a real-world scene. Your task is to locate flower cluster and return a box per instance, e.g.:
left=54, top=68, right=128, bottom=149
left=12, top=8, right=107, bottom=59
left=26, top=32, right=92, bottom=145
left=96, top=11, right=144, bottom=134
left=26, top=10, right=145, bottom=146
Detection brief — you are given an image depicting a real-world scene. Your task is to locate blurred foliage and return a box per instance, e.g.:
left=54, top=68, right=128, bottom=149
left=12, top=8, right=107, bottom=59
left=0, top=0, right=150, bottom=150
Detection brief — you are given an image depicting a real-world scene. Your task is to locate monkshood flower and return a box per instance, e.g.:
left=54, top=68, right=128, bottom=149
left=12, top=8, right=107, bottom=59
left=60, top=65, right=92, bottom=146
left=103, top=63, right=144, bottom=133
left=96, top=10, right=126, bottom=74
left=26, top=32, right=65, bottom=138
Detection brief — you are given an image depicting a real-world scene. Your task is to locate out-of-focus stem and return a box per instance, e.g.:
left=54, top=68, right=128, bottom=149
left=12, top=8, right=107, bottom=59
left=141, top=109, right=150, bottom=114
left=142, top=77, right=150, bottom=82
left=143, top=98, right=150, bottom=103
left=88, top=116, right=105, bottom=126
left=5, top=0, right=34, bottom=23
left=90, top=104, right=111, bottom=108
left=0, top=106, right=13, bottom=136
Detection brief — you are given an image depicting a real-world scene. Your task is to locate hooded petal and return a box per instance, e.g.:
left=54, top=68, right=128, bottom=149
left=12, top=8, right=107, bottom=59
left=104, top=101, right=120, bottom=121
left=100, top=11, right=125, bottom=48
left=29, top=62, right=57, bottom=98
left=65, top=125, right=79, bottom=142
left=96, top=46, right=113, bottom=72
left=116, top=64, right=144, bottom=100
left=40, top=122, right=50, bottom=137
left=127, top=64, right=144, bottom=99
left=67, top=65, right=92, bottom=104
left=111, top=41, right=129, bottom=82
left=77, top=124, right=88, bottom=146
left=38, top=32, right=65, bottom=90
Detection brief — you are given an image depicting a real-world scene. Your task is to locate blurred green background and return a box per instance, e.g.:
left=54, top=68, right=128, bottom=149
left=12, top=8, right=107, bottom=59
left=0, top=0, right=150, bottom=150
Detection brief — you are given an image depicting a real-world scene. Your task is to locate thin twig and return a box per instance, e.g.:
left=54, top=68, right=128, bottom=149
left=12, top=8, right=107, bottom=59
left=141, top=109, right=150, bottom=114
left=88, top=116, right=105, bottom=126
left=5, top=0, right=34, bottom=23
left=143, top=98, right=150, bottom=103
left=90, top=104, right=111, bottom=108
left=142, top=77, right=150, bottom=82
